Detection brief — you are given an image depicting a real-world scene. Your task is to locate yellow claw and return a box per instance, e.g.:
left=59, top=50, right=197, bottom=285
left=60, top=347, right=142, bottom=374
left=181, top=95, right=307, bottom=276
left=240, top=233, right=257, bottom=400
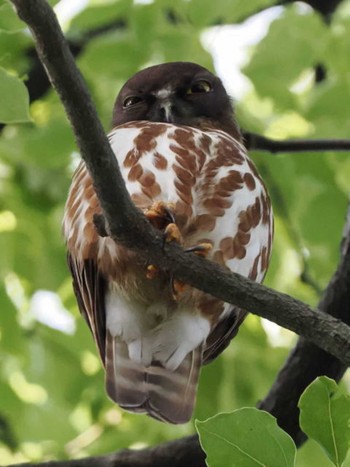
left=146, top=264, right=158, bottom=280
left=144, top=201, right=175, bottom=224
left=172, top=280, right=187, bottom=300
left=187, top=242, right=213, bottom=257
left=164, top=223, right=182, bottom=244
left=169, top=243, right=213, bottom=299
left=195, top=242, right=213, bottom=256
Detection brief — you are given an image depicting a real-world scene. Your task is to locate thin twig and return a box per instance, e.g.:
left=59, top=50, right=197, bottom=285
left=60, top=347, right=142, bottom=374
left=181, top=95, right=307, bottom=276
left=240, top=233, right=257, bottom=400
left=243, top=131, right=350, bottom=153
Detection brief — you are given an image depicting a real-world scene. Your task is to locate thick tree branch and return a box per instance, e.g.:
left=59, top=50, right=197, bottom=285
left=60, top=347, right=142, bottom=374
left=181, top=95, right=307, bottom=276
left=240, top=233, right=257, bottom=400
left=259, top=203, right=350, bottom=445
left=13, top=435, right=204, bottom=467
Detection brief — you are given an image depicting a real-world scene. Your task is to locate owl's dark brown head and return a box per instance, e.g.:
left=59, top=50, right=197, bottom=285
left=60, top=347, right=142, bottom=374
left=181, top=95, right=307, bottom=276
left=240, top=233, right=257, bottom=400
left=112, top=62, right=241, bottom=140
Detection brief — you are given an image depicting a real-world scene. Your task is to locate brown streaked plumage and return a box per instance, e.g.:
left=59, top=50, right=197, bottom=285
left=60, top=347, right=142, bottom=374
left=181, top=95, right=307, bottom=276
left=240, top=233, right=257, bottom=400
left=63, top=62, right=273, bottom=424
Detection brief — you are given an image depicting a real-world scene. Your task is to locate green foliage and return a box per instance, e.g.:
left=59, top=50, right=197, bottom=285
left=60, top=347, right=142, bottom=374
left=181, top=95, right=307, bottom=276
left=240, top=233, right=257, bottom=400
left=196, top=378, right=350, bottom=467
left=196, top=408, right=296, bottom=467
left=0, top=67, right=30, bottom=123
left=187, top=0, right=275, bottom=26
left=0, top=0, right=349, bottom=464
left=243, top=5, right=328, bottom=111
left=299, top=377, right=350, bottom=467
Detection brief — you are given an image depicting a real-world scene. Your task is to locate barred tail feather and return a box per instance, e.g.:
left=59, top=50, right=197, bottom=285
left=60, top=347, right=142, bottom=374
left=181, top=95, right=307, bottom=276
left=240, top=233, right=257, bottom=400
left=105, top=331, right=202, bottom=424
left=105, top=332, right=148, bottom=411
left=146, top=348, right=202, bottom=423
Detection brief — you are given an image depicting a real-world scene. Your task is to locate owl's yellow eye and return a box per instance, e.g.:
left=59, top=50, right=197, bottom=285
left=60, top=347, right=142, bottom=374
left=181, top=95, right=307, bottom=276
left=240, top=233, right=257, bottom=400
left=123, top=96, right=143, bottom=108
left=187, top=80, right=212, bottom=94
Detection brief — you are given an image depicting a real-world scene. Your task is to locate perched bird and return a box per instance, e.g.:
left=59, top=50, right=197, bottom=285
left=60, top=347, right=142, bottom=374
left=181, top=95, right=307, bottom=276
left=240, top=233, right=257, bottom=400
left=63, top=62, right=273, bottom=424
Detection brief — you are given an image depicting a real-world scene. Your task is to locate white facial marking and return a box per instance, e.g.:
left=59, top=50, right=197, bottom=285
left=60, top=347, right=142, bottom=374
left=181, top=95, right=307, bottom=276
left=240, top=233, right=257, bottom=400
left=155, top=88, right=172, bottom=99
left=154, top=88, right=174, bottom=122
left=160, top=100, right=173, bottom=122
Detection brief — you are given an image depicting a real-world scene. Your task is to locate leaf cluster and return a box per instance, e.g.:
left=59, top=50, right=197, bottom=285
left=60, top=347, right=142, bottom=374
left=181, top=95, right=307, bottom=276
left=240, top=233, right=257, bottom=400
left=197, top=377, right=350, bottom=467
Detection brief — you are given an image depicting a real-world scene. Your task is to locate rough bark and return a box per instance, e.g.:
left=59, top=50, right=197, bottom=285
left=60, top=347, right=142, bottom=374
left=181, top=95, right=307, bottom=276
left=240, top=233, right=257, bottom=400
left=13, top=435, right=205, bottom=467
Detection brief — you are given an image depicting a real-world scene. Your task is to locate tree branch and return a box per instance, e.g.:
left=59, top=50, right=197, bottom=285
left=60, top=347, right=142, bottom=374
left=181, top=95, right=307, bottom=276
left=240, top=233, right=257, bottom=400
left=259, top=203, right=350, bottom=445
left=8, top=0, right=350, bottom=465
left=243, top=131, right=350, bottom=153
left=13, top=435, right=204, bottom=467
left=281, top=0, right=344, bottom=20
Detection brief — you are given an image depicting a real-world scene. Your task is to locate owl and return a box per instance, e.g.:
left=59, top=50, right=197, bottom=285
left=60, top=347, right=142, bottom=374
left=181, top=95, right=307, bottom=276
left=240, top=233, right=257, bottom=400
left=63, top=62, right=273, bottom=424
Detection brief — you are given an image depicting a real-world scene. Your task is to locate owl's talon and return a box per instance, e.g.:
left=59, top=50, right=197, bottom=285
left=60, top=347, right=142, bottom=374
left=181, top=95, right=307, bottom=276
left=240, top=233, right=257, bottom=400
left=144, top=201, right=183, bottom=247
left=145, top=202, right=183, bottom=280
left=172, top=279, right=187, bottom=300
left=146, top=264, right=158, bottom=280
left=144, top=201, right=176, bottom=230
left=163, top=206, right=175, bottom=225
left=185, top=242, right=213, bottom=257
left=169, top=243, right=212, bottom=297
left=163, top=223, right=182, bottom=246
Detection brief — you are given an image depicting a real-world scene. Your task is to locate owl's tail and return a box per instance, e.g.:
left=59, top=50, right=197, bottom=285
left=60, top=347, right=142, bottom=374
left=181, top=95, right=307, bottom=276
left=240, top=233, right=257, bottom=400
left=104, top=331, right=202, bottom=424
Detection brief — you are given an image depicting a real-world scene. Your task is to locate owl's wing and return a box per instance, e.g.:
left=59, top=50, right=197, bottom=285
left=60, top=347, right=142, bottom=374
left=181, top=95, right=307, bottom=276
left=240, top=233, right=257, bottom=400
left=195, top=131, right=273, bottom=364
left=67, top=254, right=107, bottom=363
left=203, top=308, right=247, bottom=364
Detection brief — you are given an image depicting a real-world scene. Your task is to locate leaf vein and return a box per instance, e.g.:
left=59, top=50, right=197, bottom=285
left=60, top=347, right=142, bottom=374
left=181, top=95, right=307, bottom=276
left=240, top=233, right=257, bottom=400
left=199, top=425, right=266, bottom=466
left=326, top=386, right=340, bottom=467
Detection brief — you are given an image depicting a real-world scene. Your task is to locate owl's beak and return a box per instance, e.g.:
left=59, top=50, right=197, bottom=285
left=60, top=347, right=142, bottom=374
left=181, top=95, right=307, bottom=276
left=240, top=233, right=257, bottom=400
left=156, top=98, right=175, bottom=123
left=152, top=89, right=175, bottom=123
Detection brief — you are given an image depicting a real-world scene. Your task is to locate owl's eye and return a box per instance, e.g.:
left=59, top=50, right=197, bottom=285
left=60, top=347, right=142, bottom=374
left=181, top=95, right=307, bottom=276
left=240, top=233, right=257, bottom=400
left=123, top=96, right=143, bottom=108
left=187, top=80, right=212, bottom=94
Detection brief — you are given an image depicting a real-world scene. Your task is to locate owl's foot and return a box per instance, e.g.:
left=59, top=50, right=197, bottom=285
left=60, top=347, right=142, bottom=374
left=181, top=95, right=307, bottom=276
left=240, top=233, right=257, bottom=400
left=171, top=242, right=213, bottom=300
left=144, top=201, right=176, bottom=230
left=185, top=242, right=213, bottom=257
left=145, top=201, right=183, bottom=280
left=146, top=264, right=158, bottom=280
left=163, top=222, right=182, bottom=245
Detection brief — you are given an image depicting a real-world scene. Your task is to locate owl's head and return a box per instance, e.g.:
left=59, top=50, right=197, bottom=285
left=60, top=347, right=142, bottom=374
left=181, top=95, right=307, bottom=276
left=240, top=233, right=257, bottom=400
left=112, top=62, right=240, bottom=140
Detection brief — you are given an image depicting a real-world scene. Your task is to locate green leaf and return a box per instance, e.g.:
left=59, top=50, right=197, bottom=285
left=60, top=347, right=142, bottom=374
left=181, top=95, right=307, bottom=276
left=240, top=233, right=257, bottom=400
left=69, top=0, right=132, bottom=33
left=299, top=377, right=350, bottom=467
left=243, top=6, right=327, bottom=110
left=324, top=14, right=350, bottom=77
left=187, top=0, right=274, bottom=27
left=196, top=408, right=296, bottom=467
left=0, top=284, right=24, bottom=354
left=0, top=0, right=27, bottom=31
left=305, top=80, right=350, bottom=137
left=0, top=67, right=30, bottom=123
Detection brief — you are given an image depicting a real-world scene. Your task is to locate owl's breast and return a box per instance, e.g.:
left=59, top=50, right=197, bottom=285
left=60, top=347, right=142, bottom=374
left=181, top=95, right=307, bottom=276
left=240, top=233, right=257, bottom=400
left=64, top=121, right=273, bottom=300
